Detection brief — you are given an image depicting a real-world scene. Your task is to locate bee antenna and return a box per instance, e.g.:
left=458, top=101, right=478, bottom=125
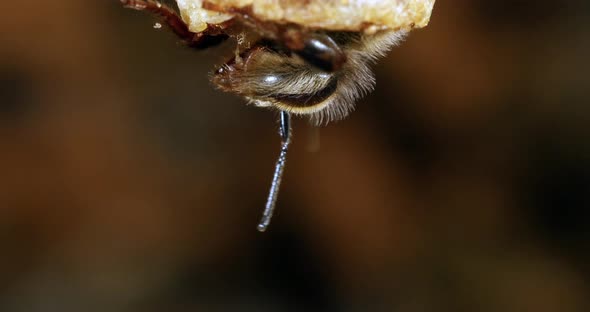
left=257, top=111, right=292, bottom=232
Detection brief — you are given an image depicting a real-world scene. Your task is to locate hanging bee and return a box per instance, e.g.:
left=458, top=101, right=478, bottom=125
left=119, top=0, right=435, bottom=231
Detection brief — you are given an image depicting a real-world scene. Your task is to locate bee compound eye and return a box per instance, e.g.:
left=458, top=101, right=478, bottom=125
left=269, top=77, right=338, bottom=112
left=298, top=34, right=347, bottom=72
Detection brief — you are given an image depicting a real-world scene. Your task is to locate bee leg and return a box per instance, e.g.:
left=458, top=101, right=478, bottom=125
left=120, top=0, right=228, bottom=49
left=258, top=111, right=291, bottom=232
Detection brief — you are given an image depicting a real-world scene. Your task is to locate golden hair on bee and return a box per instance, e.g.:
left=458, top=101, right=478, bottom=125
left=213, top=30, right=407, bottom=125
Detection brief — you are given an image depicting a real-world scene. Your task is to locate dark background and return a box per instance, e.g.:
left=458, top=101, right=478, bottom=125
left=0, top=1, right=588, bottom=311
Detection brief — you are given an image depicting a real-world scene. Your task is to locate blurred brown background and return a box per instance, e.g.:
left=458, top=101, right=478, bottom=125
left=0, top=1, right=589, bottom=311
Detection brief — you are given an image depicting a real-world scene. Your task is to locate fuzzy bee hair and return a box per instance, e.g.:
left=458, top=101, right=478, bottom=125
left=213, top=30, right=407, bottom=125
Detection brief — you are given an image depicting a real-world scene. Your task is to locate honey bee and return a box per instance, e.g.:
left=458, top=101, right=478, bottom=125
left=120, top=0, right=435, bottom=231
